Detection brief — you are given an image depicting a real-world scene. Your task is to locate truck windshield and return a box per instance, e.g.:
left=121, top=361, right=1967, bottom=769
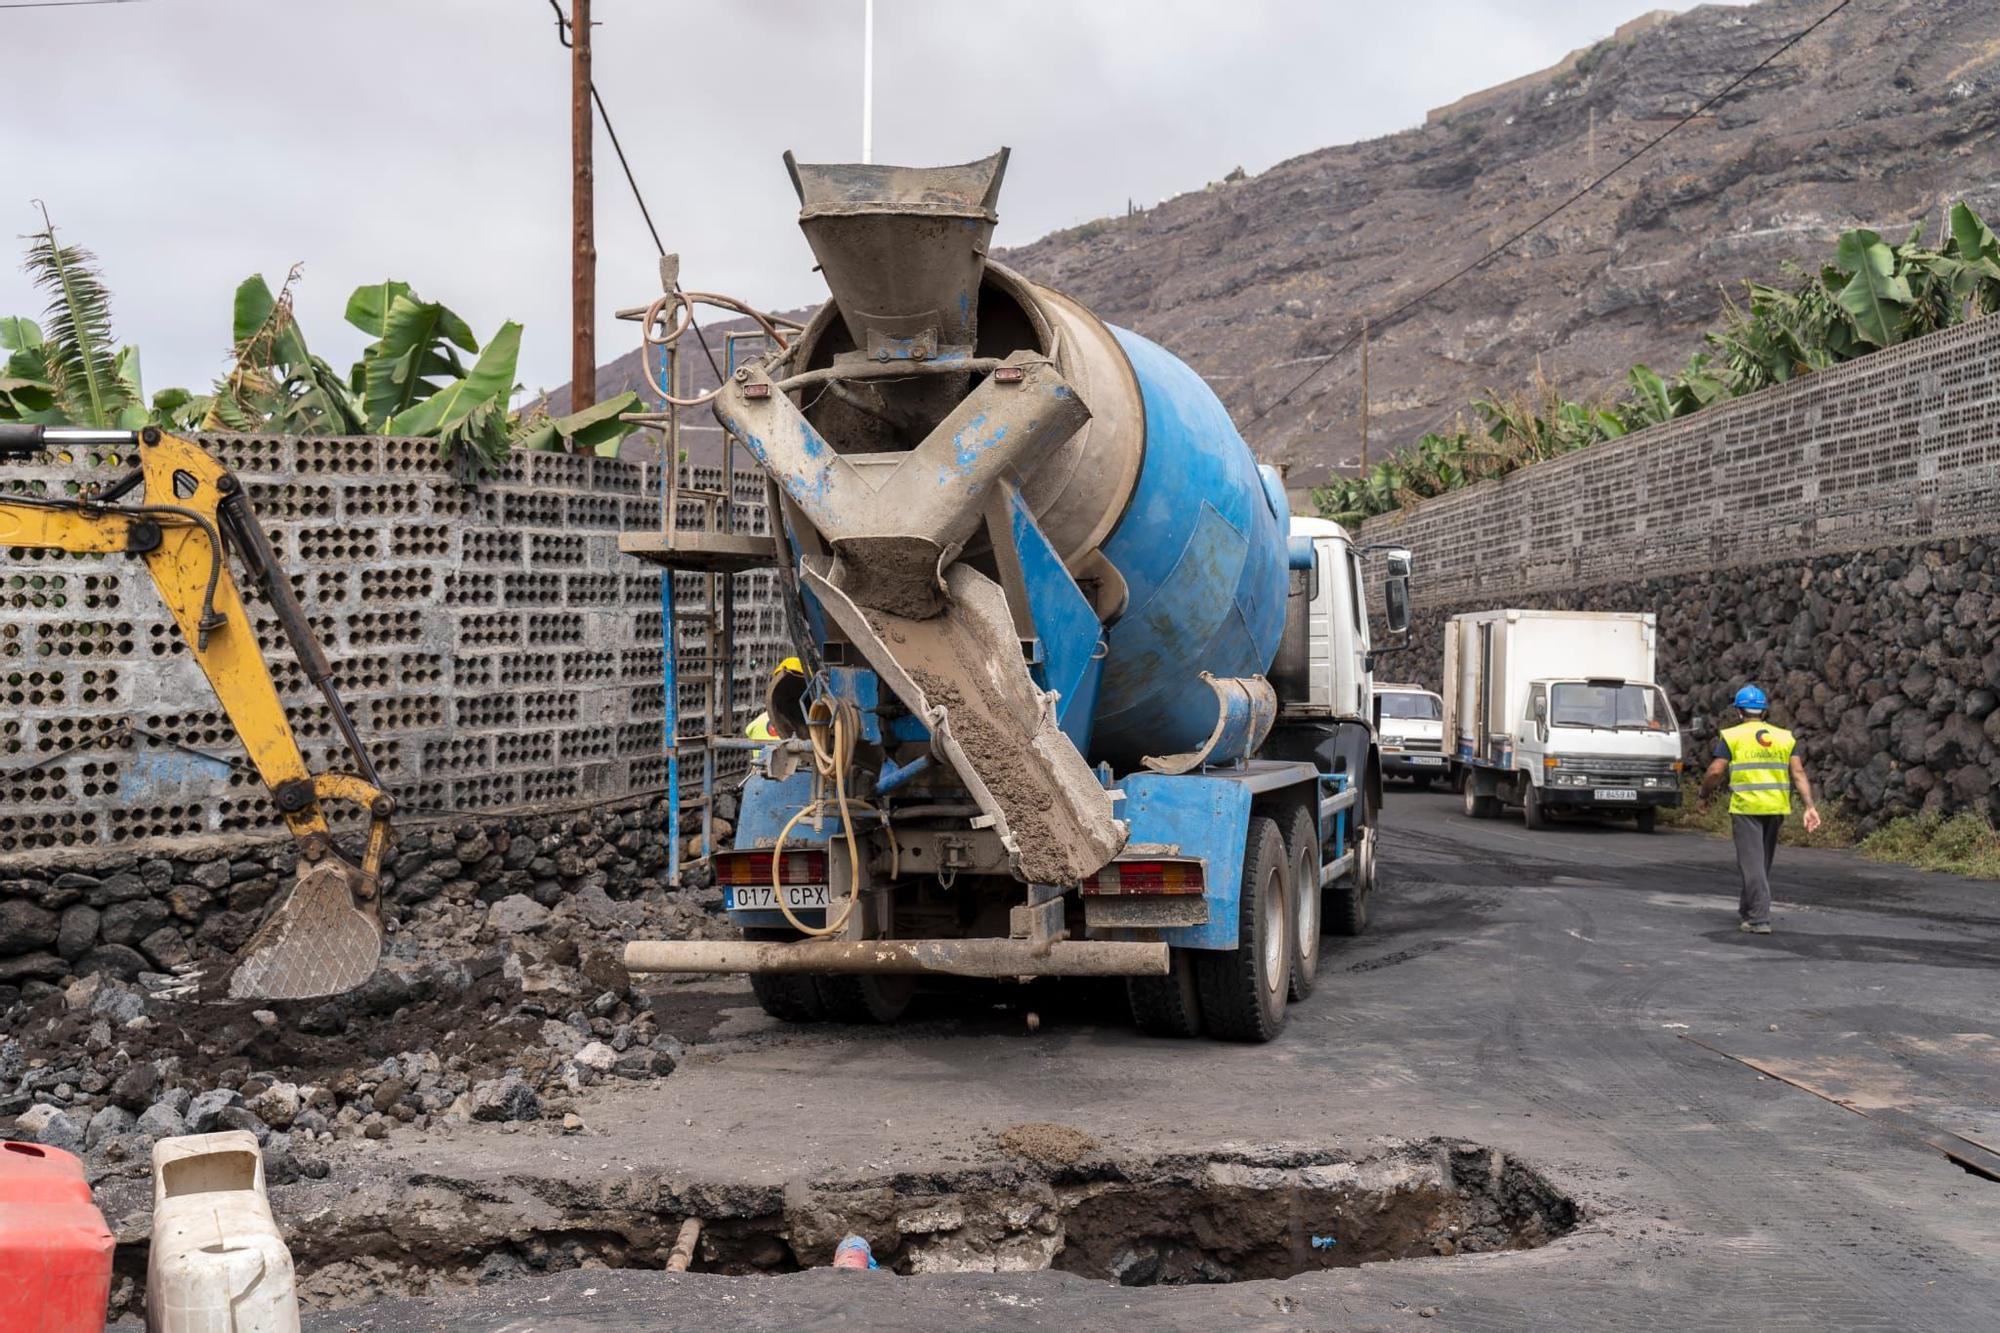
left=1379, top=693, right=1441, bottom=720
left=1549, top=682, right=1676, bottom=732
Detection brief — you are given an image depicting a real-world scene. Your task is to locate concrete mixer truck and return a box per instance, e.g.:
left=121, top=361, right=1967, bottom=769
left=623, top=150, right=1413, bottom=1042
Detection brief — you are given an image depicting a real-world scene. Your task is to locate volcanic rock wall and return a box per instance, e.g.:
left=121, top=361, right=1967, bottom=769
left=1362, top=316, right=2000, bottom=831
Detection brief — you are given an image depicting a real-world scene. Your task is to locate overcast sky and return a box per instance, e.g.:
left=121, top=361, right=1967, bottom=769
left=2, top=0, right=1745, bottom=402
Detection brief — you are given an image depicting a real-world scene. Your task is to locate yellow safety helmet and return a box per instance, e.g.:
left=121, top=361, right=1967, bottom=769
left=772, top=656, right=805, bottom=678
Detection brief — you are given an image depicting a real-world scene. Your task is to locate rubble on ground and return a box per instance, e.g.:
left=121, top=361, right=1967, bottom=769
left=0, top=815, right=734, bottom=1189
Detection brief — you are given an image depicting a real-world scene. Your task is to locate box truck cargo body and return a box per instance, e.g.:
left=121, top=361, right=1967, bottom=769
left=1443, top=609, right=1682, bottom=831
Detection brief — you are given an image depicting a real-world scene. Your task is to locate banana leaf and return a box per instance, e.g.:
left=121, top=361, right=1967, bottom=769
left=1832, top=229, right=1911, bottom=347
left=387, top=321, right=521, bottom=440
left=356, top=293, right=478, bottom=428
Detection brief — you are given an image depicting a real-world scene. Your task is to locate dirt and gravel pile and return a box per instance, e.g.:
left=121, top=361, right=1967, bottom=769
left=0, top=820, right=741, bottom=1202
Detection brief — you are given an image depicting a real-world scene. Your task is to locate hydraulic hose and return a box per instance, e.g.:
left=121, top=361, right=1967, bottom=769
left=768, top=696, right=899, bottom=938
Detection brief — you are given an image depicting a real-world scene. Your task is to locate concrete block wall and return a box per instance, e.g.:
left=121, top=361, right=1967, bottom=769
left=1362, top=315, right=2000, bottom=609
left=0, top=435, right=784, bottom=859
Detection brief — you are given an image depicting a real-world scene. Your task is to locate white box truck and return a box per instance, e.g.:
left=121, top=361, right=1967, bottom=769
left=1443, top=609, right=1683, bottom=832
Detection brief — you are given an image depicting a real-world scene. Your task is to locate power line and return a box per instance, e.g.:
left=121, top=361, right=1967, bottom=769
left=1244, top=0, right=1855, bottom=441
left=546, top=0, right=725, bottom=391
left=0, top=0, right=142, bottom=8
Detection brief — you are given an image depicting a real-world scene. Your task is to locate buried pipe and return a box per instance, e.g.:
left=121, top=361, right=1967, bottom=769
left=623, top=938, right=1168, bottom=978
left=665, top=1219, right=702, bottom=1274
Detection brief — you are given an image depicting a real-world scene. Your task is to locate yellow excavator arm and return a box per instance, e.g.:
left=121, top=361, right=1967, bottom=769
left=0, top=423, right=390, bottom=1000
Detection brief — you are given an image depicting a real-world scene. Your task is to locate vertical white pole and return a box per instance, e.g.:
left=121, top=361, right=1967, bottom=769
left=862, top=0, right=875, bottom=164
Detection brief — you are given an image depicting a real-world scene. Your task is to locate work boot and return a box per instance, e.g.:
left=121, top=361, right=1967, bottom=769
left=1738, top=921, right=1772, bottom=935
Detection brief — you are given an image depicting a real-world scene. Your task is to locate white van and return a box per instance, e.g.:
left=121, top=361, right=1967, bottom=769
left=1375, top=684, right=1448, bottom=787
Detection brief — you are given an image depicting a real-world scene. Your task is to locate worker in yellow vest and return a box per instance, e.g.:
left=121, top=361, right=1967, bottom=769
left=1698, top=684, right=1821, bottom=934
left=745, top=657, right=808, bottom=747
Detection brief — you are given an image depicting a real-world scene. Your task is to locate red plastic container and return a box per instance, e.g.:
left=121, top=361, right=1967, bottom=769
left=0, top=1139, right=114, bottom=1333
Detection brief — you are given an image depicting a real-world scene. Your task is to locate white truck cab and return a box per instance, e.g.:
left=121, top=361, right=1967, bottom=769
left=1444, top=609, right=1683, bottom=832
left=1374, top=684, right=1448, bottom=787
left=1272, top=516, right=1377, bottom=724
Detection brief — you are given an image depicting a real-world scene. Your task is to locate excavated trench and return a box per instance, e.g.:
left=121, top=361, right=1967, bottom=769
left=110, top=1137, right=1579, bottom=1313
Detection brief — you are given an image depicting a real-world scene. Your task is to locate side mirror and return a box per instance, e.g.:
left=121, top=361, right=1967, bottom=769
left=1380, top=548, right=1413, bottom=635
left=1383, top=573, right=1411, bottom=636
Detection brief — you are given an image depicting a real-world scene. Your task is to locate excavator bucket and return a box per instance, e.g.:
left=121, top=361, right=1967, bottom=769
left=226, top=860, right=383, bottom=1001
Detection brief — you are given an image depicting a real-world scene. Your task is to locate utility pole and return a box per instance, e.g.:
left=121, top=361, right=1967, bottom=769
left=861, top=0, right=875, bottom=163
left=570, top=0, right=596, bottom=411
left=1358, top=318, right=1370, bottom=474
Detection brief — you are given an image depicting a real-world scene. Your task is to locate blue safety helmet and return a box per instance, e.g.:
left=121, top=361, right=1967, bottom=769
left=1732, top=684, right=1768, bottom=713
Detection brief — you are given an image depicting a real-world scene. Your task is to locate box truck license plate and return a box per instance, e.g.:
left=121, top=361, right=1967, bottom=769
left=1409, top=755, right=1445, bottom=766
left=729, top=884, right=831, bottom=912
left=1593, top=788, right=1638, bottom=802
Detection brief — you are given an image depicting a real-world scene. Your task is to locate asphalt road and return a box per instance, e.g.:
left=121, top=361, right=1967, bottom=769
left=313, top=786, right=2000, bottom=1331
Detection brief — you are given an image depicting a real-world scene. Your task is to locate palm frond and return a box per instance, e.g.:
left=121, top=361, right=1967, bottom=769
left=23, top=205, right=135, bottom=427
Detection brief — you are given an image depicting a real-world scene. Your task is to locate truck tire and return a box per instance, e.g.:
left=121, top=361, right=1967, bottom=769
left=815, top=974, right=915, bottom=1024
left=1462, top=777, right=1500, bottom=820
left=1522, top=781, right=1547, bottom=831
left=1325, top=815, right=1374, bottom=938
left=1127, top=948, right=1203, bottom=1038
left=744, top=929, right=828, bottom=1023
left=1635, top=807, right=1659, bottom=834
left=1197, top=817, right=1290, bottom=1043
left=1283, top=805, right=1321, bottom=1001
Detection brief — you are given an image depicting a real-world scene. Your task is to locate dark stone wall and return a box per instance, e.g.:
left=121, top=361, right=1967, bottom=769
left=1393, top=537, right=2000, bottom=832
left=0, top=794, right=714, bottom=1005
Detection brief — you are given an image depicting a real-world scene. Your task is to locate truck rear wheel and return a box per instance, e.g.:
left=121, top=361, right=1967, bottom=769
left=816, top=974, right=915, bottom=1024
left=1127, top=948, right=1203, bottom=1038
left=1462, top=776, right=1500, bottom=820
left=1283, top=805, right=1321, bottom=1001
left=1197, top=817, right=1290, bottom=1043
left=744, top=929, right=829, bottom=1023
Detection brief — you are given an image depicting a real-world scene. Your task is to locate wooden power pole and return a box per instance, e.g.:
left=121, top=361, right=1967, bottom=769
left=1358, top=318, right=1370, bottom=474
left=570, top=0, right=596, bottom=411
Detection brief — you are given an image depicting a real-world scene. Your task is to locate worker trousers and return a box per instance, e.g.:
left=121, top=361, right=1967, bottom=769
left=1732, top=813, right=1783, bottom=925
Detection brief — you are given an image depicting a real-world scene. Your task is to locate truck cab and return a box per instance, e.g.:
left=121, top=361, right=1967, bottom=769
left=1514, top=677, right=1682, bottom=829
left=1374, top=684, right=1448, bottom=787
left=1445, top=609, right=1682, bottom=832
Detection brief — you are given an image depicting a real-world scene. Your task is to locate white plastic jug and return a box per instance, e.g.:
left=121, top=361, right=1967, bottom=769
left=147, top=1131, right=301, bottom=1333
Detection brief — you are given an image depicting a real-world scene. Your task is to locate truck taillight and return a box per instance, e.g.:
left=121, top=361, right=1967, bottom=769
left=1080, top=860, right=1205, bottom=895
left=715, top=850, right=828, bottom=885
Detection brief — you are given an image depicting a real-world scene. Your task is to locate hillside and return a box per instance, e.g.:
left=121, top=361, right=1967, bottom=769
left=1001, top=0, right=2000, bottom=486
left=563, top=0, right=2000, bottom=485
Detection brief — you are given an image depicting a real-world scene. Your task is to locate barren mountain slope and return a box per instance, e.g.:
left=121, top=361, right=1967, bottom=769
left=1000, top=0, right=2000, bottom=485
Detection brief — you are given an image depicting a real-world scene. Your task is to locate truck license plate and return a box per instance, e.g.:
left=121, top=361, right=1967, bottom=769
left=728, top=884, right=831, bottom=912
left=1593, top=788, right=1638, bottom=802
left=1409, top=756, right=1445, bottom=766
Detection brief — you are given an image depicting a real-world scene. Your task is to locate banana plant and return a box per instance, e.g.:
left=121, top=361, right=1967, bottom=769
left=205, top=269, right=367, bottom=435
left=512, top=389, right=643, bottom=456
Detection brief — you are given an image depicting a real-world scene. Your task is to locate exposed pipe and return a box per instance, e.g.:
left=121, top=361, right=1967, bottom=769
left=666, top=1218, right=702, bottom=1273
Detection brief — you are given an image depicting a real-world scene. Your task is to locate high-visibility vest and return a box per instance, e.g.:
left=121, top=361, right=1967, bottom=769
left=745, top=712, right=775, bottom=741
left=1721, top=720, right=1796, bottom=816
